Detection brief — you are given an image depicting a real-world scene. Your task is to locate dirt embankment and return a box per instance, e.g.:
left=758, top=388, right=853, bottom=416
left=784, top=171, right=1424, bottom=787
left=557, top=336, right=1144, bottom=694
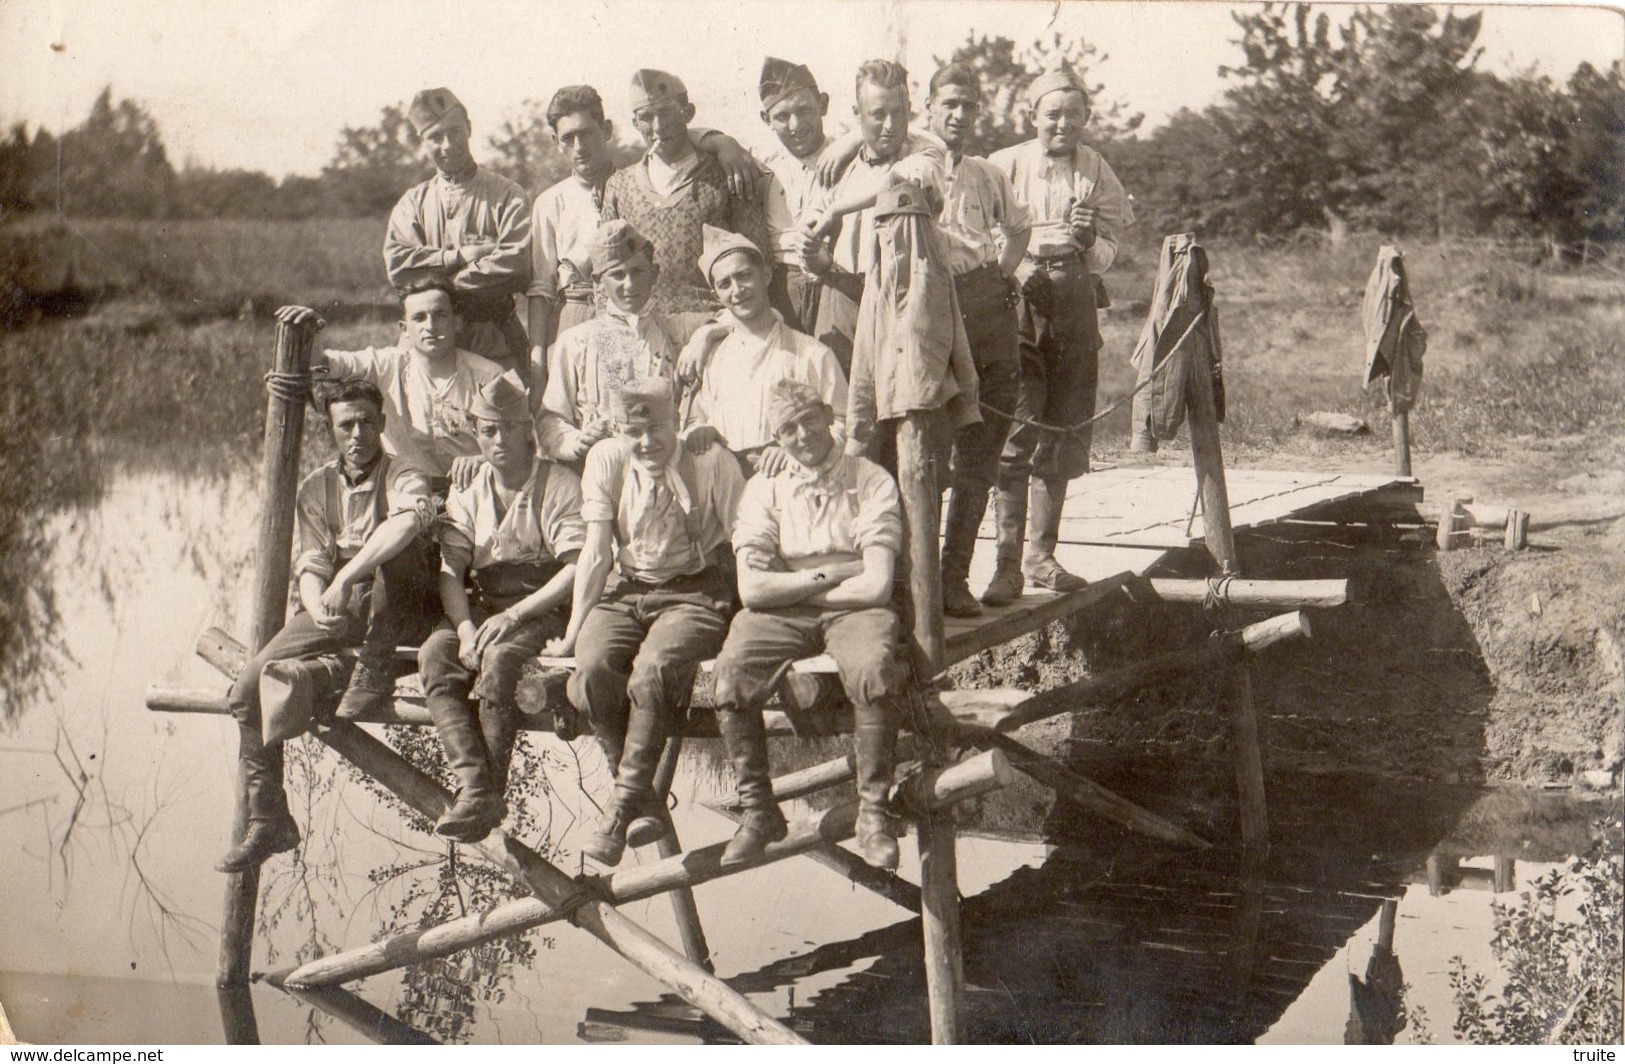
left=952, top=458, right=1625, bottom=791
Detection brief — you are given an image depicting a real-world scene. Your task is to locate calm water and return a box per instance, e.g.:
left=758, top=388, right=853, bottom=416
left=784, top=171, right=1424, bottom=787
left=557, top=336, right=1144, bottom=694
left=0, top=462, right=1616, bottom=1045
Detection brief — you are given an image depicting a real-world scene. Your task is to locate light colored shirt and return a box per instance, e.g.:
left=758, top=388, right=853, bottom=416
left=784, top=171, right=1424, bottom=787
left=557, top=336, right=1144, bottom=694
left=684, top=315, right=848, bottom=453
left=939, top=154, right=1032, bottom=275
left=527, top=175, right=603, bottom=300
left=801, top=132, right=949, bottom=275
left=757, top=141, right=824, bottom=265
left=986, top=139, right=1132, bottom=272
left=537, top=310, right=680, bottom=458
left=581, top=438, right=745, bottom=585
left=384, top=166, right=533, bottom=300
left=732, top=449, right=903, bottom=566
left=440, top=460, right=588, bottom=576
left=321, top=345, right=503, bottom=489
left=293, top=456, right=392, bottom=582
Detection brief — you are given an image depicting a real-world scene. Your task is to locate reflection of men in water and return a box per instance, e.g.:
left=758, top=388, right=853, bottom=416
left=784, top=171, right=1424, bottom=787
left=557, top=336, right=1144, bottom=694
left=384, top=87, right=533, bottom=375
left=277, top=283, right=502, bottom=721
left=217, top=381, right=394, bottom=871
left=712, top=380, right=906, bottom=869
left=544, top=378, right=745, bottom=867
left=416, top=372, right=585, bottom=842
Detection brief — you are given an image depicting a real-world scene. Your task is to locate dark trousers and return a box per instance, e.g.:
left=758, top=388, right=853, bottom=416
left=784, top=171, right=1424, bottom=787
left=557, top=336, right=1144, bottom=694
left=354, top=536, right=439, bottom=676
left=943, top=266, right=1021, bottom=583
left=228, top=607, right=366, bottom=820
left=713, top=605, right=901, bottom=721
left=768, top=263, right=823, bottom=338
left=567, top=569, right=732, bottom=783
left=418, top=605, right=566, bottom=712
left=1001, top=255, right=1101, bottom=485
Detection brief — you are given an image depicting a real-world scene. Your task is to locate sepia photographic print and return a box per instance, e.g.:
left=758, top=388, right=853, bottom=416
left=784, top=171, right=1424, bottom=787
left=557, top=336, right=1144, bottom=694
left=1, top=0, right=1622, bottom=1050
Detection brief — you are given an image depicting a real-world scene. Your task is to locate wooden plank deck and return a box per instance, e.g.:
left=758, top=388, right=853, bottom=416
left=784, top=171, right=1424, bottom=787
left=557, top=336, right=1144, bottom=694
left=975, top=466, right=1420, bottom=550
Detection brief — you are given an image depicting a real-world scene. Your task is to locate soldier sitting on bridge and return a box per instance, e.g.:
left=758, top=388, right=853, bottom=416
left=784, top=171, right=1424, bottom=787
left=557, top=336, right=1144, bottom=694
left=416, top=371, right=587, bottom=843
left=217, top=380, right=401, bottom=872
left=711, top=379, right=907, bottom=869
left=543, top=377, right=746, bottom=866
left=277, top=283, right=503, bottom=723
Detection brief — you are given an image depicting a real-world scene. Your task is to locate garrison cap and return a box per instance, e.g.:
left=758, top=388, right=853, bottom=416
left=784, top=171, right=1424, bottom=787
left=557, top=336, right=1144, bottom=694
left=468, top=370, right=530, bottom=422
left=1025, top=57, right=1088, bottom=110
left=408, top=87, right=469, bottom=135
left=619, top=377, right=678, bottom=421
left=759, top=57, right=820, bottom=111
left=765, top=378, right=827, bottom=436
left=629, top=69, right=688, bottom=112
left=698, top=223, right=766, bottom=284
left=588, top=220, right=654, bottom=276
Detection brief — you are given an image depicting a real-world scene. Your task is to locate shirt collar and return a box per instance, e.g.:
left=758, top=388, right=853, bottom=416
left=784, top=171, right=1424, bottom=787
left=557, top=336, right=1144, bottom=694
left=788, top=444, right=845, bottom=487
left=339, top=453, right=382, bottom=488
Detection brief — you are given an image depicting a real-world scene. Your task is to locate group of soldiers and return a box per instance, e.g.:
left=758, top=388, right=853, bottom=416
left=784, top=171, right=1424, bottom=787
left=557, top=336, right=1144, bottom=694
left=218, top=51, right=1131, bottom=879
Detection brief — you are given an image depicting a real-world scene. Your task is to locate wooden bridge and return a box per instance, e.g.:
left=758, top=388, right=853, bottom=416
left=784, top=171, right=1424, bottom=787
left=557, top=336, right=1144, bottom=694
left=146, top=302, right=1421, bottom=1045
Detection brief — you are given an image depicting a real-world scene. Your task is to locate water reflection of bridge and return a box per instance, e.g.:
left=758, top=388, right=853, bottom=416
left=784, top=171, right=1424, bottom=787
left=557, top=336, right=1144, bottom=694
left=581, top=766, right=1598, bottom=1045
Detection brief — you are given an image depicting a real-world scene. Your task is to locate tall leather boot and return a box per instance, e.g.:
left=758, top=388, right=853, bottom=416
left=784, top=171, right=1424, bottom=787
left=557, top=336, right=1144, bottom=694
left=940, top=483, right=987, bottom=619
left=1025, top=477, right=1088, bottom=592
left=216, top=728, right=300, bottom=873
left=853, top=714, right=900, bottom=870
left=980, top=481, right=1028, bottom=607
left=433, top=716, right=507, bottom=843
left=584, top=735, right=666, bottom=866
left=478, top=699, right=520, bottom=798
left=717, top=707, right=787, bottom=868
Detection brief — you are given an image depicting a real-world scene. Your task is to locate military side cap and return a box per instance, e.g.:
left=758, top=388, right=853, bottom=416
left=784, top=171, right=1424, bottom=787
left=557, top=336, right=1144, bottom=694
left=408, top=87, right=468, bottom=135
left=766, top=378, right=827, bottom=436
left=1026, top=58, right=1088, bottom=110
left=469, top=370, right=530, bottom=422
left=629, top=69, right=688, bottom=112
left=698, top=223, right=766, bottom=283
left=620, top=376, right=677, bottom=420
left=589, top=220, right=653, bottom=276
left=873, top=178, right=934, bottom=219
left=759, top=56, right=819, bottom=110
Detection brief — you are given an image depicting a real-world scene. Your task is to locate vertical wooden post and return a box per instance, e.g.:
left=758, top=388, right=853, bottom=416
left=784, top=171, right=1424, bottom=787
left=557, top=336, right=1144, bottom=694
left=219, top=315, right=316, bottom=989
left=896, top=411, right=945, bottom=674
left=1229, top=662, right=1269, bottom=853
left=1392, top=409, right=1412, bottom=478
left=1185, top=335, right=1238, bottom=576
left=645, top=735, right=711, bottom=969
left=918, top=810, right=965, bottom=1043
left=215, top=985, right=261, bottom=1045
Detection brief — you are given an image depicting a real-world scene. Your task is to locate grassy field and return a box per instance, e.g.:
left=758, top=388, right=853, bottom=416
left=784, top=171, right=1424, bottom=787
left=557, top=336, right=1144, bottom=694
left=2, top=215, right=1622, bottom=478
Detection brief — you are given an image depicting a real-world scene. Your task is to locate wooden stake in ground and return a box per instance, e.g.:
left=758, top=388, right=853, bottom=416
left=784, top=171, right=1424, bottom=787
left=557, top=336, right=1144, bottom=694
left=219, top=312, right=317, bottom=991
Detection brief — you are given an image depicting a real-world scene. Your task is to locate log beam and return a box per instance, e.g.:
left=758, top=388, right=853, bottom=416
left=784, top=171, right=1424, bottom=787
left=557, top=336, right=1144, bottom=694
left=1140, top=577, right=1347, bottom=609
left=308, top=720, right=805, bottom=1045
left=278, top=750, right=1009, bottom=991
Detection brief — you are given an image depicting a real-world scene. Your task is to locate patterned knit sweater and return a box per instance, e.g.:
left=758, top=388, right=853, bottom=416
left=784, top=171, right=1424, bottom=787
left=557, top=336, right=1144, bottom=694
left=601, top=153, right=769, bottom=317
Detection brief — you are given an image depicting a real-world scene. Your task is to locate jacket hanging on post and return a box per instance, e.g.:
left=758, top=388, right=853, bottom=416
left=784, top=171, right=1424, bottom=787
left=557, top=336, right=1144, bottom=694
left=847, top=211, right=981, bottom=449
left=1130, top=232, right=1225, bottom=440
left=1362, top=245, right=1427, bottom=414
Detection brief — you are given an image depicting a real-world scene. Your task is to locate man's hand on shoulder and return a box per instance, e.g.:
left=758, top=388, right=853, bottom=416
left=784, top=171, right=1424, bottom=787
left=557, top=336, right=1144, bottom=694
left=451, top=455, right=486, bottom=491
left=684, top=425, right=725, bottom=455
left=754, top=445, right=792, bottom=478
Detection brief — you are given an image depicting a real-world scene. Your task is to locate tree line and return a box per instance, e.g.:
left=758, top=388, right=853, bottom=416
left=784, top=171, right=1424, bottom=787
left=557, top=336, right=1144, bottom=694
left=3, top=5, right=1621, bottom=252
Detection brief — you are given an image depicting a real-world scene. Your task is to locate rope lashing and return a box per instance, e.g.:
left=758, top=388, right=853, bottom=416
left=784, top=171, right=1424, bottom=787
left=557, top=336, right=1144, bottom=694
left=1203, top=574, right=1236, bottom=617
left=978, top=310, right=1209, bottom=440
left=264, top=369, right=318, bottom=405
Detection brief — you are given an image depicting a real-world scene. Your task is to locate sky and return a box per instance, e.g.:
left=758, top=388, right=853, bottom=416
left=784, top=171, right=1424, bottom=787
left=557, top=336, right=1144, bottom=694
left=2, top=0, right=1622, bottom=178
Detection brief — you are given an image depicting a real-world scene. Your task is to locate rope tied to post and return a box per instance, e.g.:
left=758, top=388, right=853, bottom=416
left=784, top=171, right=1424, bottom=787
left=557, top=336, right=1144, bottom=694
left=978, top=310, right=1208, bottom=441
left=264, top=368, right=322, bottom=405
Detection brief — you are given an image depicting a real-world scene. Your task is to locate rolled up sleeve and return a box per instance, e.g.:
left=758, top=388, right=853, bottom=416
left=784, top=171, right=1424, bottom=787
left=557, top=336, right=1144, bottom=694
left=438, top=488, right=476, bottom=578
left=852, top=465, right=904, bottom=554
left=730, top=476, right=781, bottom=560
